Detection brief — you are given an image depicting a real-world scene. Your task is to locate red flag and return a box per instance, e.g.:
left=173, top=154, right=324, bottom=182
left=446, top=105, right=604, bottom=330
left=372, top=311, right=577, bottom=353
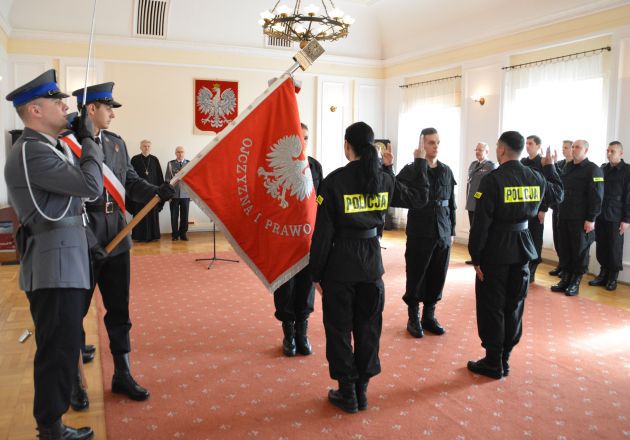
left=181, top=76, right=316, bottom=291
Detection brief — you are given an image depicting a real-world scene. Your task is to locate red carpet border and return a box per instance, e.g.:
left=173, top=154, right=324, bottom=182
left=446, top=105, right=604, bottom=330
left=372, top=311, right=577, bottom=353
left=96, top=241, right=630, bottom=439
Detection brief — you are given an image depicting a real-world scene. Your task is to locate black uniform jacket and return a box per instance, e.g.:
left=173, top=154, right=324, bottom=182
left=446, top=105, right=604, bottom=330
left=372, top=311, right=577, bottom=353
left=469, top=160, right=563, bottom=265
left=600, top=160, right=630, bottom=223
left=310, top=161, right=397, bottom=283
left=521, top=155, right=550, bottom=212
left=80, top=130, right=159, bottom=256
left=394, top=160, right=456, bottom=240
left=559, top=158, right=604, bottom=222
left=308, top=156, right=323, bottom=193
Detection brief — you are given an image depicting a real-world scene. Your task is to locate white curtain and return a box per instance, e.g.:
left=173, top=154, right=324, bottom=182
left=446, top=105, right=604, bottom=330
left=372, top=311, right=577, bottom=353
left=393, top=78, right=461, bottom=228
left=502, top=52, right=608, bottom=164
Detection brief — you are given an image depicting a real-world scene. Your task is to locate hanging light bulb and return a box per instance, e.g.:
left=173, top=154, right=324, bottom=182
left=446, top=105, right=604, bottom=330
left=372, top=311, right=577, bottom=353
left=303, top=4, right=320, bottom=16
left=260, top=10, right=274, bottom=20
left=276, top=4, right=292, bottom=16
left=329, top=8, right=344, bottom=19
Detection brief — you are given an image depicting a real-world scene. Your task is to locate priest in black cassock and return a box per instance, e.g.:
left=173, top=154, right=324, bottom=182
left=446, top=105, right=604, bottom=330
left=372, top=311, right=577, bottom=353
left=129, top=139, right=164, bottom=241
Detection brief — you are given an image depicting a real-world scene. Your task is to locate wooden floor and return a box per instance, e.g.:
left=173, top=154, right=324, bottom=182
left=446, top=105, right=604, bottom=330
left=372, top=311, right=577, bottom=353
left=1, top=230, right=629, bottom=439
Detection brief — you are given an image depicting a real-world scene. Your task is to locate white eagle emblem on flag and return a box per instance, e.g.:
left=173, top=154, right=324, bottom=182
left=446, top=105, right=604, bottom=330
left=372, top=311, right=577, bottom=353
left=258, top=135, right=313, bottom=209
left=196, top=84, right=236, bottom=128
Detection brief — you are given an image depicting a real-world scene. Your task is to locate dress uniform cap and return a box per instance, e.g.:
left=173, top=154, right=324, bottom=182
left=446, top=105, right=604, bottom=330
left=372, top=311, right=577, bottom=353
left=5, top=69, right=69, bottom=107
left=72, top=82, right=122, bottom=108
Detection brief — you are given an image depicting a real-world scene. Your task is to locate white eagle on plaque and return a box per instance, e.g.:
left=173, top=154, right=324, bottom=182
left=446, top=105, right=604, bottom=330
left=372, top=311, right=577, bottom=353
left=196, top=84, right=236, bottom=128
left=258, top=135, right=313, bottom=209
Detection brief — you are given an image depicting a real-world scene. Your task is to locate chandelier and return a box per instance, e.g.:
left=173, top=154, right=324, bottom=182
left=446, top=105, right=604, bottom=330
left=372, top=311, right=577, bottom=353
left=260, top=1, right=355, bottom=48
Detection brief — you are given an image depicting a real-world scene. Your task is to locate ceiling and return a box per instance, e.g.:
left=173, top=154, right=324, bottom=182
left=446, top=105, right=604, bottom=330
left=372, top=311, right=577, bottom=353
left=0, top=0, right=625, bottom=61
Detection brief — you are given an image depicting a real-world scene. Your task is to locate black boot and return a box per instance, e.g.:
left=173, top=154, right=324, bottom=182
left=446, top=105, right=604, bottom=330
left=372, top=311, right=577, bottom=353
left=529, top=262, right=538, bottom=284
left=83, top=344, right=96, bottom=354
left=551, top=272, right=571, bottom=292
left=565, top=274, right=582, bottom=297
left=281, top=321, right=297, bottom=356
left=81, top=350, right=94, bottom=364
left=328, top=381, right=358, bottom=413
left=421, top=303, right=445, bottom=335
left=355, top=380, right=369, bottom=411
left=606, top=271, right=619, bottom=291
left=588, top=268, right=608, bottom=286
left=467, top=350, right=503, bottom=379
left=37, top=420, right=62, bottom=440
left=502, top=352, right=511, bottom=377
left=70, top=370, right=89, bottom=411
left=549, top=267, right=562, bottom=276
left=37, top=420, right=93, bottom=440
left=406, top=305, right=423, bottom=338
left=112, top=354, right=150, bottom=401
left=295, top=320, right=312, bottom=355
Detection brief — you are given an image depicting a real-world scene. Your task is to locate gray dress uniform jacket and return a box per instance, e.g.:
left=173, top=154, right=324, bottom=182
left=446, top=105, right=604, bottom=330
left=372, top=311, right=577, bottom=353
left=466, top=159, right=497, bottom=212
left=4, top=128, right=104, bottom=291
left=165, top=159, right=190, bottom=199
left=84, top=130, right=158, bottom=256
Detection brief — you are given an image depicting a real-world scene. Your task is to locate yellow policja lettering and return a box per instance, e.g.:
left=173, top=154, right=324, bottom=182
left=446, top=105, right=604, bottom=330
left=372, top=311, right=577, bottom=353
left=503, top=186, right=541, bottom=203
left=343, top=193, right=389, bottom=213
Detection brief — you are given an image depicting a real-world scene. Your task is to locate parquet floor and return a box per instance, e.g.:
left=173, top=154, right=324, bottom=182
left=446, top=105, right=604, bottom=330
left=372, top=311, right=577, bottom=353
left=0, top=230, right=628, bottom=439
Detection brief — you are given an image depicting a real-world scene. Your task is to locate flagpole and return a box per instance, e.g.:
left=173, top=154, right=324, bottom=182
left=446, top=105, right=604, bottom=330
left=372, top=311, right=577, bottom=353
left=83, top=0, right=98, bottom=107
left=103, top=41, right=324, bottom=254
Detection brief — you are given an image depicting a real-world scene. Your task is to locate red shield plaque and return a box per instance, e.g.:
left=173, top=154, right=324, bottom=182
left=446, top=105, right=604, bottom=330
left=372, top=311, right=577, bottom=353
left=194, top=79, right=238, bottom=133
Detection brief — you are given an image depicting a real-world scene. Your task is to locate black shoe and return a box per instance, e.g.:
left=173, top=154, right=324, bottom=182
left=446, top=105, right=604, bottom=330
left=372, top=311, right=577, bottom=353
left=70, top=372, right=89, bottom=411
left=565, top=274, right=582, bottom=297
left=502, top=354, right=510, bottom=377
left=356, top=380, right=369, bottom=411
left=421, top=318, right=445, bottom=335
left=606, top=280, right=618, bottom=291
left=549, top=267, right=562, bottom=276
left=83, top=344, right=96, bottom=355
left=529, top=263, right=538, bottom=284
left=467, top=357, right=503, bottom=379
left=551, top=273, right=571, bottom=292
left=82, top=351, right=95, bottom=364
left=61, top=424, right=94, bottom=440
left=406, top=318, right=423, bottom=338
left=112, top=354, right=150, bottom=401
left=172, top=236, right=179, bottom=241
left=465, top=260, right=473, bottom=265
left=281, top=321, right=296, bottom=357
left=295, top=320, right=312, bottom=355
left=588, top=268, right=608, bottom=286
left=328, top=382, right=358, bottom=413
left=180, top=234, right=189, bottom=241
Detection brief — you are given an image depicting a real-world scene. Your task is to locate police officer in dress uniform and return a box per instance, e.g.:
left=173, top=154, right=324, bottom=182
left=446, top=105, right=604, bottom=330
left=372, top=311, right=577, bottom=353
left=549, top=140, right=573, bottom=276
left=165, top=146, right=191, bottom=240
left=521, top=135, right=548, bottom=283
left=395, top=127, right=456, bottom=339
left=310, top=122, right=429, bottom=413
left=468, top=131, right=563, bottom=379
left=274, top=123, right=323, bottom=357
left=5, top=70, right=103, bottom=440
left=589, top=141, right=630, bottom=291
left=551, top=140, right=604, bottom=296
left=71, top=83, right=175, bottom=403
left=465, top=142, right=497, bottom=264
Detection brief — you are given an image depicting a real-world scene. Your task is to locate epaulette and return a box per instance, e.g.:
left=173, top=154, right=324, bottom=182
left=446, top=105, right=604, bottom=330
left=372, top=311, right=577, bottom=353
left=102, top=129, right=122, bottom=140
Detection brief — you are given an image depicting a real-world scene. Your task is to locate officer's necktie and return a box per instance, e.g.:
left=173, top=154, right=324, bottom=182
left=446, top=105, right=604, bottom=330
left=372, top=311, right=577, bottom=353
left=95, top=137, right=101, bottom=145
left=54, top=140, right=64, bottom=154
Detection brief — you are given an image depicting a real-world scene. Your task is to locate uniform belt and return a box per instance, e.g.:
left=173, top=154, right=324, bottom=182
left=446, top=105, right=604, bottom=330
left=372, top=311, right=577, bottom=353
left=25, top=215, right=85, bottom=235
left=85, top=202, right=120, bottom=214
left=335, top=227, right=378, bottom=239
left=433, top=200, right=449, bottom=207
left=493, top=220, right=528, bottom=232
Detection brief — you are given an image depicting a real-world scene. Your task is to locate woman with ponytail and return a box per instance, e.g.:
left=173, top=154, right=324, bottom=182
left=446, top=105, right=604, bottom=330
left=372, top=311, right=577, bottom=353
left=310, top=122, right=429, bottom=413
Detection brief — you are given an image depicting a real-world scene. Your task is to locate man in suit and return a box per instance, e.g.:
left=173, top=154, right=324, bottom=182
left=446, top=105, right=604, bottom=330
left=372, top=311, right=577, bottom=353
left=165, top=146, right=191, bottom=241
left=72, top=82, right=175, bottom=403
left=465, top=142, right=496, bottom=264
left=5, top=69, right=103, bottom=439
left=274, top=123, right=322, bottom=357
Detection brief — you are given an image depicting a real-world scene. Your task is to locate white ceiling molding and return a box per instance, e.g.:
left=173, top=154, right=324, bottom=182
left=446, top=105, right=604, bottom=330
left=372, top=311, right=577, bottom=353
left=0, top=11, right=12, bottom=37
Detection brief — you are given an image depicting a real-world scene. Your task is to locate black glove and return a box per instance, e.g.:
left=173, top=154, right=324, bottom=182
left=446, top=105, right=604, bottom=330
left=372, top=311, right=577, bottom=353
left=156, top=183, right=176, bottom=202
left=71, top=107, right=95, bottom=142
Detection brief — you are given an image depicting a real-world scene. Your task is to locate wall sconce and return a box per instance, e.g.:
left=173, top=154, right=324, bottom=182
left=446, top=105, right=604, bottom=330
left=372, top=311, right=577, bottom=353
left=472, top=96, right=485, bottom=106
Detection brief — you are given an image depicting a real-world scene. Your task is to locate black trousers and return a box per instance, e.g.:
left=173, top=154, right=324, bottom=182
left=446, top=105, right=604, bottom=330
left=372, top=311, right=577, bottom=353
left=475, top=262, right=528, bottom=355
left=528, top=215, right=544, bottom=264
left=322, top=278, right=384, bottom=382
left=402, top=237, right=451, bottom=307
left=595, top=220, right=625, bottom=272
left=551, top=208, right=560, bottom=258
left=468, top=210, right=474, bottom=231
left=26, top=288, right=84, bottom=425
left=557, top=219, right=595, bottom=274
left=273, top=266, right=315, bottom=322
left=170, top=198, right=190, bottom=238
left=83, top=251, right=132, bottom=355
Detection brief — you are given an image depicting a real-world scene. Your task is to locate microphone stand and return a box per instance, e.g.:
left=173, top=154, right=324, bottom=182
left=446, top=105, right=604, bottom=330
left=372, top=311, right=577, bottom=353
left=195, top=223, right=239, bottom=269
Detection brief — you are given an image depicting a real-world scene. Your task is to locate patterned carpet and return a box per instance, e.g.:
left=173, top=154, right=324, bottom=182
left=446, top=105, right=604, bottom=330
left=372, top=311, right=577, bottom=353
left=97, top=241, right=630, bottom=439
